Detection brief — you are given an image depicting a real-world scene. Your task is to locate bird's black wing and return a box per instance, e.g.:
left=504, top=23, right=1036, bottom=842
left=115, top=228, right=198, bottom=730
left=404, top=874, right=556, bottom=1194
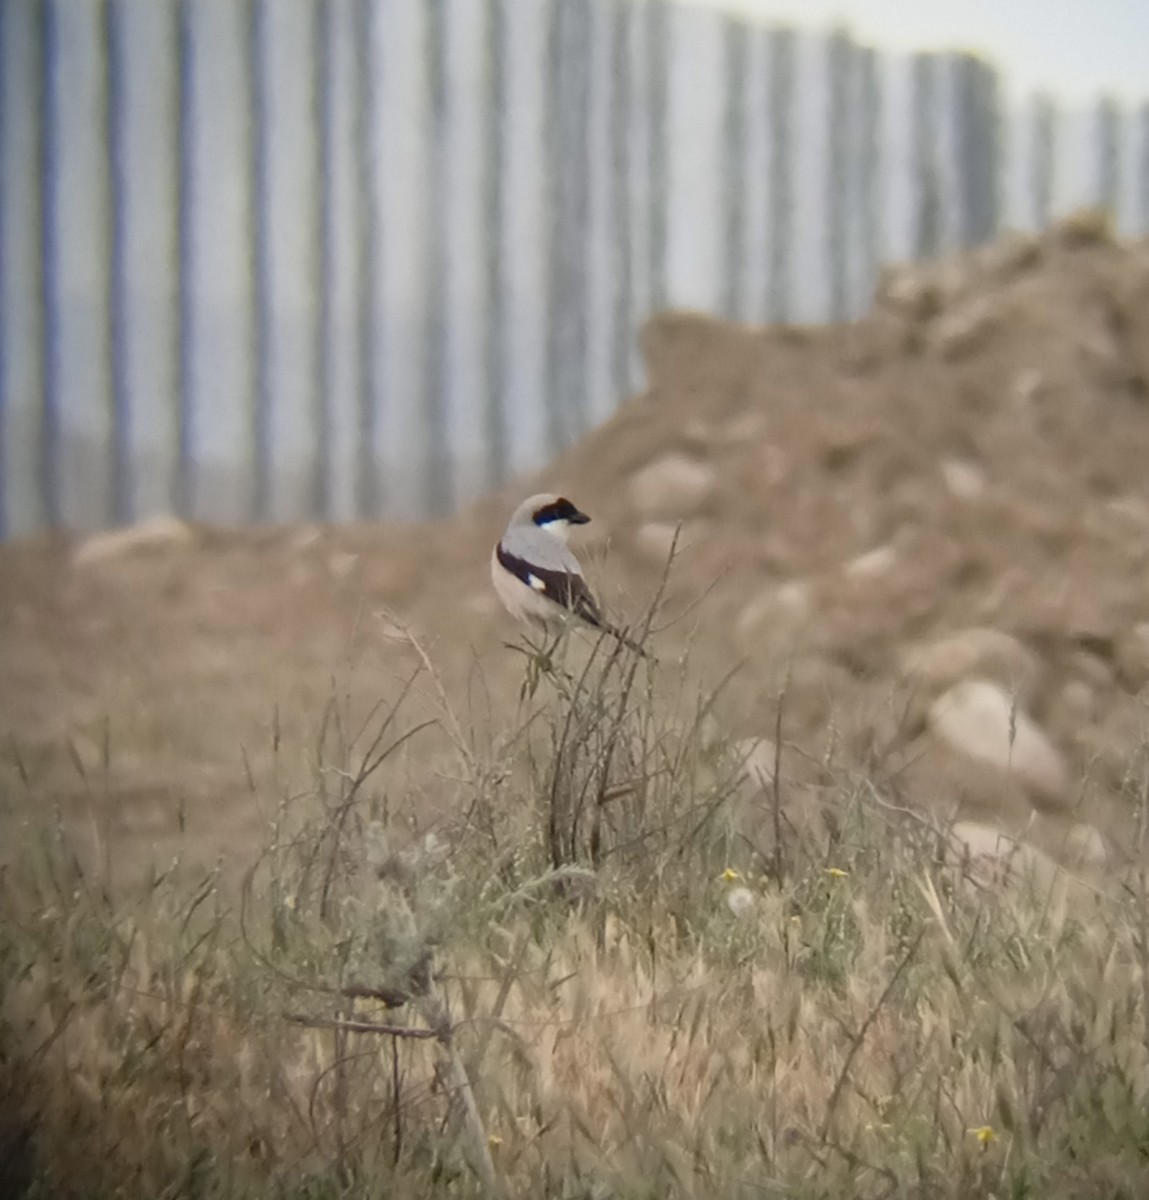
left=496, top=543, right=603, bottom=626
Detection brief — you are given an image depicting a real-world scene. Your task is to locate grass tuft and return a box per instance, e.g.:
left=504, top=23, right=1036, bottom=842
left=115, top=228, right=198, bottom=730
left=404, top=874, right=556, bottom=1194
left=3, top=603, right=1149, bottom=1198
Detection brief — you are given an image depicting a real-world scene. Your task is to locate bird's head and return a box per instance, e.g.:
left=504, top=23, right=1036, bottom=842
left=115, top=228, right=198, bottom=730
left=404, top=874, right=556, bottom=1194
left=512, top=493, right=591, bottom=542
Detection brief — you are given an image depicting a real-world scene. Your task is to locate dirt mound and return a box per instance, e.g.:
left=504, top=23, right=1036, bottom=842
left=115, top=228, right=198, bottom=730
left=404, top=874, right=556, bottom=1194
left=3, top=213, right=1149, bottom=879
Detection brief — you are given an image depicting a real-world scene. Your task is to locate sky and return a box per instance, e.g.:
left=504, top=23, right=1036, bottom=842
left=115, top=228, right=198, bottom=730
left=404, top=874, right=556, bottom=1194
left=680, top=0, right=1149, bottom=104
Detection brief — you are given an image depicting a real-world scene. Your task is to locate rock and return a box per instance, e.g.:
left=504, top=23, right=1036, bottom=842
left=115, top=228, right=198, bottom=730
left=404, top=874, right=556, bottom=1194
left=1011, top=367, right=1044, bottom=407
left=1105, top=496, right=1149, bottom=530
left=1114, top=623, right=1149, bottom=693
left=927, top=296, right=999, bottom=358
left=629, top=453, right=716, bottom=520
left=1044, top=679, right=1097, bottom=742
left=72, top=515, right=197, bottom=567
left=844, top=543, right=897, bottom=580
left=737, top=581, right=812, bottom=643
left=940, top=459, right=987, bottom=500
left=894, top=735, right=1035, bottom=824
left=731, top=735, right=821, bottom=794
left=946, top=821, right=1058, bottom=889
left=716, top=412, right=768, bottom=444
left=329, top=551, right=360, bottom=582
left=1054, top=207, right=1114, bottom=245
left=633, top=520, right=703, bottom=565
left=1063, top=822, right=1108, bottom=869
left=928, top=679, right=1069, bottom=806
left=734, top=738, right=779, bottom=788
left=901, top=629, right=1038, bottom=699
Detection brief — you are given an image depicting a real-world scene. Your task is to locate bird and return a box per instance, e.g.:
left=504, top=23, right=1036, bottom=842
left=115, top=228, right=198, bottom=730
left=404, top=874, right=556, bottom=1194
left=491, top=493, right=647, bottom=655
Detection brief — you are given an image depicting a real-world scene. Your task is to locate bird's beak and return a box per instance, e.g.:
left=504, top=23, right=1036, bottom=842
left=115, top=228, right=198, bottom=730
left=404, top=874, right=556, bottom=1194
left=569, top=508, right=591, bottom=525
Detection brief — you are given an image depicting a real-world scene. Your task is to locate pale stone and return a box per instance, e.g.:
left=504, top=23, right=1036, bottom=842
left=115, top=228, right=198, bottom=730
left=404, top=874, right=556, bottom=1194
left=1063, top=822, right=1108, bottom=869
left=928, top=679, right=1069, bottom=805
left=734, top=738, right=778, bottom=788
left=1115, top=623, right=1149, bottom=692
left=1105, top=496, right=1149, bottom=529
left=289, top=524, right=324, bottom=552
left=737, top=581, right=812, bottom=642
left=73, top=515, right=196, bottom=567
left=716, top=412, right=768, bottom=444
left=1045, top=679, right=1097, bottom=737
left=927, top=297, right=998, bottom=358
left=1011, top=367, right=1043, bottom=406
left=845, top=543, right=897, bottom=579
left=946, top=821, right=1058, bottom=889
left=940, top=459, right=986, bottom=500
left=633, top=520, right=700, bottom=564
left=901, top=629, right=1038, bottom=698
left=329, top=551, right=360, bottom=582
left=629, top=453, right=716, bottom=520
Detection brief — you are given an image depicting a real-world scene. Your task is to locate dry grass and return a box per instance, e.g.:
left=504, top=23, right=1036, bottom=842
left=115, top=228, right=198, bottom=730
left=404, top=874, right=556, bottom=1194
left=3, top=612, right=1149, bottom=1200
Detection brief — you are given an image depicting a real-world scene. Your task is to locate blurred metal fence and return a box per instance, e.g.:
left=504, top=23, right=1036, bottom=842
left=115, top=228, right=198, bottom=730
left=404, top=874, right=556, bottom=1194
left=1, top=0, right=1147, bottom=537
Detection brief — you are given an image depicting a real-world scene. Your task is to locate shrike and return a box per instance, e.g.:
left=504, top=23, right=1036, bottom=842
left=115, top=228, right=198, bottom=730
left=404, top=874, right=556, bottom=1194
left=491, top=493, right=647, bottom=655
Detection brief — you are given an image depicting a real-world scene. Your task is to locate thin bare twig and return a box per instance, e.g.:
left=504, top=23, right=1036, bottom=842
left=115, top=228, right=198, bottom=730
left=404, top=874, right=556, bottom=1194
left=284, top=1013, right=437, bottom=1039
left=771, top=683, right=786, bottom=884
left=819, top=926, right=926, bottom=1142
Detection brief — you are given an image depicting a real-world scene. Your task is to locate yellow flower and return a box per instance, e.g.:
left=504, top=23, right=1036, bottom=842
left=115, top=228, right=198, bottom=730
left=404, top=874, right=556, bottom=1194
left=721, top=868, right=743, bottom=883
left=825, top=867, right=848, bottom=879
left=969, top=1126, right=996, bottom=1146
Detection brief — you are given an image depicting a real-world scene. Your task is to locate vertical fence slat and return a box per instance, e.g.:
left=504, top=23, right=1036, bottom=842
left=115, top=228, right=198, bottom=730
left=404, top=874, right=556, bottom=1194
left=0, top=0, right=47, bottom=537
left=664, top=4, right=726, bottom=317
left=1031, top=94, right=1056, bottom=231
left=826, top=28, right=852, bottom=322
left=854, top=46, right=882, bottom=313
left=877, top=51, right=914, bottom=265
left=184, top=0, right=258, bottom=523
left=249, top=0, right=270, bottom=520
left=766, top=27, right=794, bottom=322
left=320, top=0, right=363, bottom=524
left=953, top=55, right=999, bottom=249
left=501, top=0, right=547, bottom=476
left=39, top=0, right=61, bottom=526
left=423, top=0, right=450, bottom=516
left=354, top=0, right=381, bottom=519
left=790, top=32, right=831, bottom=321
left=736, top=26, right=769, bottom=324
left=623, top=0, right=649, bottom=391
left=256, top=0, right=324, bottom=524
left=1138, top=103, right=1149, bottom=235
left=911, top=53, right=941, bottom=260
left=46, top=0, right=116, bottom=529
left=440, top=0, right=488, bottom=508
left=108, top=0, right=180, bottom=526
left=1097, top=96, right=1121, bottom=217
left=1115, top=98, right=1143, bottom=237
left=482, top=0, right=508, bottom=487
left=545, top=0, right=592, bottom=458
left=314, top=0, right=333, bottom=520
left=584, top=0, right=620, bottom=428
left=376, top=0, right=430, bottom=518
left=175, top=0, right=193, bottom=516
left=107, top=0, right=131, bottom=524
left=606, top=0, right=632, bottom=406
left=645, top=0, right=668, bottom=317
left=722, top=17, right=747, bottom=322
